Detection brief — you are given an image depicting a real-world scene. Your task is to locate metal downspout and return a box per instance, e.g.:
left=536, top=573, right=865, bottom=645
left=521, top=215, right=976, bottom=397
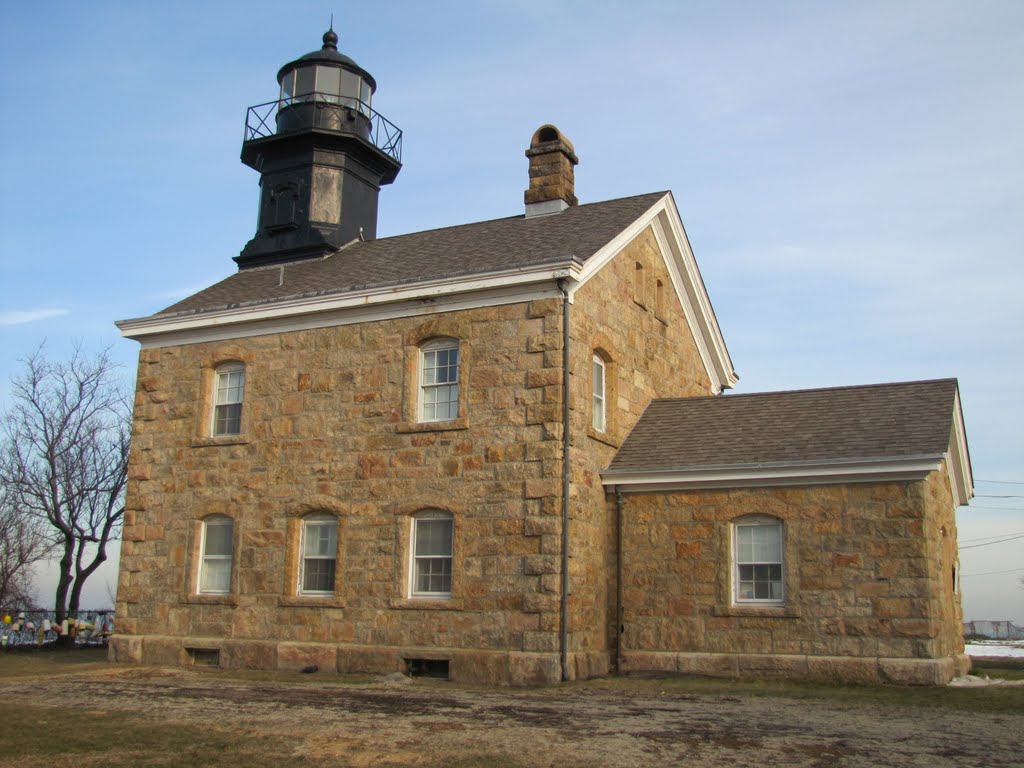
left=615, top=486, right=624, bottom=674
left=558, top=279, right=571, bottom=682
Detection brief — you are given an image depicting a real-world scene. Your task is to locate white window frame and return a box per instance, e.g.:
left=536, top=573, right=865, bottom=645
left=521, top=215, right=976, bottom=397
left=298, top=514, right=338, bottom=596
left=592, top=354, right=606, bottom=433
left=212, top=362, right=245, bottom=437
left=409, top=511, right=453, bottom=599
left=418, top=339, right=460, bottom=423
left=198, top=516, right=234, bottom=595
left=732, top=516, right=784, bottom=605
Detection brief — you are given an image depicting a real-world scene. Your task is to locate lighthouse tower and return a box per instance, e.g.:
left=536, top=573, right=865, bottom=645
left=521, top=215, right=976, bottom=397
left=237, top=28, right=402, bottom=267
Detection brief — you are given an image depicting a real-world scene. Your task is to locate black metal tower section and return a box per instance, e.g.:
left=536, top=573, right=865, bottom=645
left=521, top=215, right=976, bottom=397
left=237, top=28, right=403, bottom=267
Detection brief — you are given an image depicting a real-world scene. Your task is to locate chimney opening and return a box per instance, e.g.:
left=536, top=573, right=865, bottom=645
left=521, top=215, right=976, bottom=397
left=537, top=126, right=559, bottom=143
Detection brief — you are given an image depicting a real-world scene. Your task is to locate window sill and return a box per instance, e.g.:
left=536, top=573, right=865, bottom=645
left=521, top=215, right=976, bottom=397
left=390, top=597, right=463, bottom=611
left=587, top=427, right=620, bottom=448
left=182, top=594, right=238, bottom=606
left=396, top=418, right=469, bottom=434
left=713, top=604, right=801, bottom=618
left=191, top=435, right=249, bottom=448
left=277, top=596, right=346, bottom=609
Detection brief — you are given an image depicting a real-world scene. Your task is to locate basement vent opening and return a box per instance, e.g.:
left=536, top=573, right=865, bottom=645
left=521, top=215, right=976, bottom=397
left=405, top=658, right=450, bottom=679
left=186, top=647, right=221, bottom=668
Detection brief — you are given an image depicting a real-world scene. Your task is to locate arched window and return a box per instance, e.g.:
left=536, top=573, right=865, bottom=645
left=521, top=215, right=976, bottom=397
left=212, top=362, right=245, bottom=436
left=198, top=515, right=234, bottom=594
left=410, top=511, right=454, bottom=598
left=299, top=514, right=338, bottom=595
left=419, top=338, right=460, bottom=422
left=733, top=516, right=784, bottom=604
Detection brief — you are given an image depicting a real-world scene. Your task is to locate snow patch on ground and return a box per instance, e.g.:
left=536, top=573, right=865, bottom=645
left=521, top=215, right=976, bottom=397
left=949, top=675, right=1024, bottom=687
left=965, top=641, right=1024, bottom=658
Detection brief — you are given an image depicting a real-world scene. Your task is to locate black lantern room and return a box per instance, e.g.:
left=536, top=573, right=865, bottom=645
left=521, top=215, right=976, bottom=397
left=237, top=28, right=403, bottom=267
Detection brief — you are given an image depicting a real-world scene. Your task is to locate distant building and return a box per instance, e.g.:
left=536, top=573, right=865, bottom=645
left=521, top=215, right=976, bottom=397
left=111, top=29, right=974, bottom=685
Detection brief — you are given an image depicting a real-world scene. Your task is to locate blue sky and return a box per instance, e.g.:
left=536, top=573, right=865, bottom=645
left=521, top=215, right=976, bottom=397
left=1, top=1, right=1022, bottom=622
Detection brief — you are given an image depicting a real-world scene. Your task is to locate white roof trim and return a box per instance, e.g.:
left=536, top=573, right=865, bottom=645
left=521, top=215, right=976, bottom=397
left=123, top=284, right=566, bottom=349
left=947, top=388, right=974, bottom=507
left=570, top=192, right=738, bottom=393
left=117, top=264, right=581, bottom=346
left=601, top=455, right=945, bottom=493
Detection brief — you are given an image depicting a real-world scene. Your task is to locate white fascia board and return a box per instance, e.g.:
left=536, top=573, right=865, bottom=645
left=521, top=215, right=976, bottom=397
left=117, top=264, right=581, bottom=348
left=947, top=389, right=974, bottom=507
left=601, top=455, right=944, bottom=493
left=571, top=192, right=738, bottom=394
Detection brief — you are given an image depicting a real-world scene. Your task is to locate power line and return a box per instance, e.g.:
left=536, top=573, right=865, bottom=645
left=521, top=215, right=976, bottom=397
left=976, top=479, right=1024, bottom=485
left=976, top=494, right=1024, bottom=499
left=959, top=533, right=1024, bottom=550
left=960, top=530, right=1024, bottom=543
left=961, top=567, right=1024, bottom=577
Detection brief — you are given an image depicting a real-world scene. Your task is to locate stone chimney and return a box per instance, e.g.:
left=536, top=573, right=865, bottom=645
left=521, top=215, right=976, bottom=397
left=524, top=124, right=578, bottom=217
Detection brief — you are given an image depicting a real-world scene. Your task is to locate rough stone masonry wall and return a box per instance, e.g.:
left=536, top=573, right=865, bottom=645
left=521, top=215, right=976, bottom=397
left=921, top=465, right=965, bottom=661
left=566, top=225, right=713, bottom=678
left=113, top=299, right=569, bottom=684
left=619, top=472, right=970, bottom=684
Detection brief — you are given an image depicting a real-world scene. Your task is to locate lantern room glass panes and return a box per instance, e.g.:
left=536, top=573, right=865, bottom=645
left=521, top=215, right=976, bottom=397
left=281, top=71, right=295, bottom=102
left=316, top=66, right=341, bottom=104
left=295, top=67, right=315, bottom=100
left=279, top=65, right=372, bottom=115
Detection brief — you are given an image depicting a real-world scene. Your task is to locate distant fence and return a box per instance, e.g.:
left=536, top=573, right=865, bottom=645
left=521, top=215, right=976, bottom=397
left=964, top=620, right=1024, bottom=641
left=1, top=609, right=114, bottom=648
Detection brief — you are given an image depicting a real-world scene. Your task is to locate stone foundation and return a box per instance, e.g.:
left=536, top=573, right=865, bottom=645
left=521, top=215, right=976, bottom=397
left=109, top=634, right=593, bottom=685
left=622, top=650, right=970, bottom=686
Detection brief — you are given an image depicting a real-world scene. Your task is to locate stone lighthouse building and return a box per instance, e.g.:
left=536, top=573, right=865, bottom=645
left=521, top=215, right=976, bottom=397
left=112, top=29, right=973, bottom=685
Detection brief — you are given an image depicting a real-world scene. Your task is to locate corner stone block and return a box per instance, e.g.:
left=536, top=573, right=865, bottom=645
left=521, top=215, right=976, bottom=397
left=878, top=657, right=951, bottom=686
left=108, top=635, right=143, bottom=664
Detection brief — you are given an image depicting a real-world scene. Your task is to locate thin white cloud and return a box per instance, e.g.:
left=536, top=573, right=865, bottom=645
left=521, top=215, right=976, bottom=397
left=0, top=308, right=70, bottom=326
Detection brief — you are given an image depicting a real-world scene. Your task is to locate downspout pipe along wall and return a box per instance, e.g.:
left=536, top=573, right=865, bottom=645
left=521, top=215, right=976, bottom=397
left=615, top=487, right=624, bottom=674
left=558, top=279, right=571, bottom=682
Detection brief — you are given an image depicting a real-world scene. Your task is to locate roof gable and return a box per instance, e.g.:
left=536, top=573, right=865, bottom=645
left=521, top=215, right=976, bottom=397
left=604, top=379, right=973, bottom=506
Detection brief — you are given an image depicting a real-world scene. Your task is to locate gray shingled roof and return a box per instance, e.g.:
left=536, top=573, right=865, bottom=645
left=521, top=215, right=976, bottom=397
left=607, top=379, right=959, bottom=473
left=157, top=191, right=667, bottom=318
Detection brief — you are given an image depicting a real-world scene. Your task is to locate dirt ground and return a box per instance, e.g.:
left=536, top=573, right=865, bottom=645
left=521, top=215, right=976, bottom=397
left=7, top=660, right=1024, bottom=768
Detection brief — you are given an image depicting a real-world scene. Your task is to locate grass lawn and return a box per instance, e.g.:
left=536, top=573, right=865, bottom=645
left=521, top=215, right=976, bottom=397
left=1, top=647, right=1022, bottom=766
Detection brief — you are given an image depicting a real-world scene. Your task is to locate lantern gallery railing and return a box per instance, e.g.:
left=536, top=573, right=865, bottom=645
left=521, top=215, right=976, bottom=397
left=244, top=93, right=403, bottom=164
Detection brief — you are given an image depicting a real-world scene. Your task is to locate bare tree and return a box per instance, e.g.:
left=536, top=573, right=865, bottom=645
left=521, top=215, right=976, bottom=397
left=0, top=345, right=130, bottom=633
left=0, top=483, right=52, bottom=610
